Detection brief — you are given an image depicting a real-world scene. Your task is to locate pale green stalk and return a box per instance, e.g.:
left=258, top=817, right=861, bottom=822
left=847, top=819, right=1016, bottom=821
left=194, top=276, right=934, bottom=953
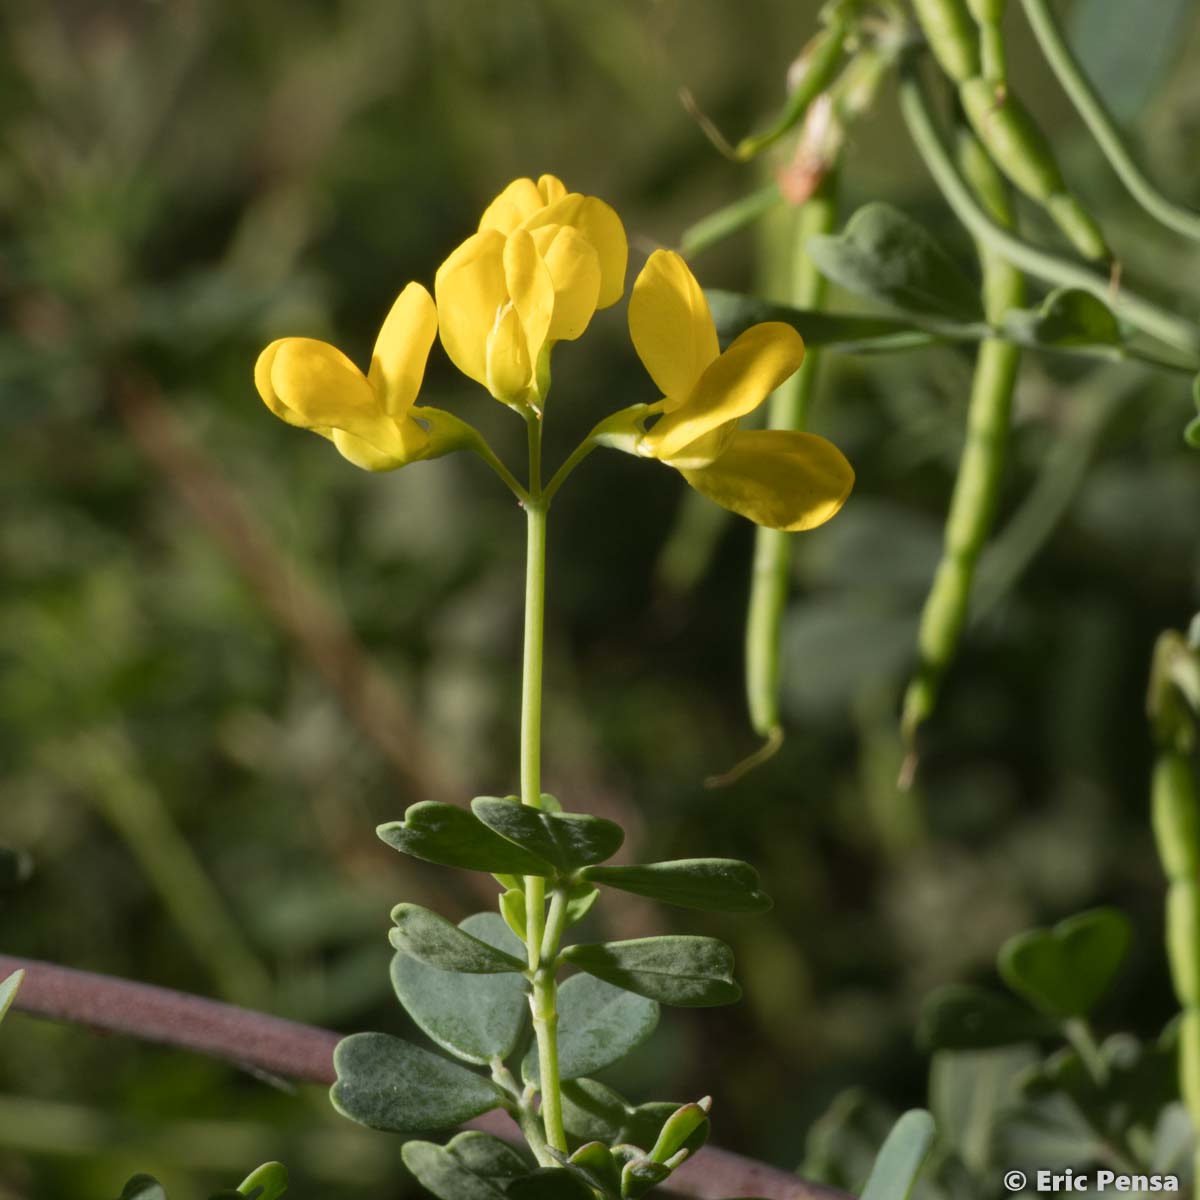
left=516, top=410, right=566, bottom=1157
left=898, top=68, right=1200, bottom=360
left=1020, top=0, right=1200, bottom=243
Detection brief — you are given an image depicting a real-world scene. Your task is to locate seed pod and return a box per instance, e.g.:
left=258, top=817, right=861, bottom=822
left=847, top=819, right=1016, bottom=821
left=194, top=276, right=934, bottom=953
left=959, top=79, right=1109, bottom=261
left=901, top=127, right=1022, bottom=749
left=911, top=0, right=981, bottom=84
left=1153, top=751, right=1200, bottom=881
left=1169, top=882, right=1200, bottom=1008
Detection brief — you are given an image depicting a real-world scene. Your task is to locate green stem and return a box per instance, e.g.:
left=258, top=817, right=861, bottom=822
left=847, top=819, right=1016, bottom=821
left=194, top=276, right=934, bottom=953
left=542, top=438, right=597, bottom=505
left=743, top=178, right=838, bottom=748
left=898, top=66, right=1200, bottom=358
left=1064, top=1017, right=1109, bottom=1088
left=515, top=413, right=566, bottom=1157
left=470, top=438, right=530, bottom=504
left=530, top=886, right=570, bottom=1157
left=1020, top=0, right=1200, bottom=244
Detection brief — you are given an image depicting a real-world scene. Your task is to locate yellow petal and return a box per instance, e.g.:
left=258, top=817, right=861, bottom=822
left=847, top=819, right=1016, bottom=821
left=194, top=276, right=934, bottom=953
left=331, top=420, right=428, bottom=472
left=642, top=322, right=805, bottom=463
left=367, top=282, right=438, bottom=417
left=503, top=228, right=554, bottom=365
left=537, top=174, right=568, bottom=205
left=628, top=250, right=719, bottom=402
left=435, top=229, right=508, bottom=387
left=486, top=302, right=533, bottom=401
left=679, top=429, right=854, bottom=531
left=255, top=340, right=296, bottom=425
left=531, top=225, right=602, bottom=341
left=525, top=193, right=627, bottom=308
left=478, top=178, right=546, bottom=235
left=267, top=337, right=380, bottom=437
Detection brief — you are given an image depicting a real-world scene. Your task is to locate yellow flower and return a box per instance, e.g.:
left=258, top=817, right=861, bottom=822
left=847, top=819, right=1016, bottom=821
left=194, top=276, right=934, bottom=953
left=628, top=250, right=854, bottom=531
left=255, top=283, right=472, bottom=472
left=435, top=175, right=627, bottom=407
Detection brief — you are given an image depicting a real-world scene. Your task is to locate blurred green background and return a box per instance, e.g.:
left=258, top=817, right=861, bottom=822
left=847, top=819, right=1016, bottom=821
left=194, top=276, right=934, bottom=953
left=2, top=0, right=1199, bottom=1196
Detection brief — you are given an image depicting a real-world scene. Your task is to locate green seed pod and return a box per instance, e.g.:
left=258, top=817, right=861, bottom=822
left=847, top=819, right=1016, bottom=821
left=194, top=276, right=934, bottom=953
left=1181, top=1011, right=1200, bottom=1127
left=911, top=0, right=981, bottom=84
left=900, top=127, right=1022, bottom=749
left=1168, top=881, right=1200, bottom=1008
left=959, top=79, right=1063, bottom=202
left=1153, top=752, right=1200, bottom=882
left=1043, top=194, right=1110, bottom=263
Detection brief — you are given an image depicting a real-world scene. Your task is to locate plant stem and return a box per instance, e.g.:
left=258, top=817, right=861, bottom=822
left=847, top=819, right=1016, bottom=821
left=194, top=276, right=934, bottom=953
left=897, top=66, right=1200, bottom=359
left=743, top=177, right=838, bottom=748
left=1020, top=0, right=1200, bottom=243
left=1064, top=1017, right=1109, bottom=1088
left=532, top=887, right=569, bottom=1157
left=516, top=411, right=567, bottom=1157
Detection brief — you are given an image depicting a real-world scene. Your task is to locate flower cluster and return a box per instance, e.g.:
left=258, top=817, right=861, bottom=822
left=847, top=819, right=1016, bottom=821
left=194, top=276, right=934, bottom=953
left=254, top=174, right=853, bottom=530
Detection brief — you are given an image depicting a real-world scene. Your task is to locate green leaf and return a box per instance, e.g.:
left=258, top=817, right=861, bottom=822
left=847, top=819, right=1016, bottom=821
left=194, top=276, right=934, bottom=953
left=389, top=904, right=527, bottom=974
left=648, top=1100, right=711, bottom=1164
left=0, top=971, right=23, bottom=1025
left=582, top=859, right=771, bottom=913
left=707, top=290, right=939, bottom=355
left=560, top=1079, right=681, bottom=1150
left=507, top=1169, right=597, bottom=1199
left=236, top=1164, right=287, bottom=1200
left=331, top=1032, right=505, bottom=1133
left=620, top=1155, right=672, bottom=1199
left=562, top=937, right=740, bottom=1007
left=401, top=1132, right=531, bottom=1200
left=1002, top=287, right=1120, bottom=350
left=564, top=1142, right=622, bottom=1196
left=378, top=802, right=554, bottom=876
left=859, top=1110, right=936, bottom=1200
left=564, top=879, right=600, bottom=927
left=1186, top=375, right=1200, bottom=449
left=918, top=984, right=1058, bottom=1050
left=392, top=913, right=528, bottom=1065
left=523, top=974, right=658, bottom=1084
left=499, top=887, right=528, bottom=942
left=471, top=796, right=624, bottom=872
left=806, top=203, right=983, bottom=320
left=119, top=1179, right=167, bottom=1200
left=998, top=907, right=1131, bottom=1019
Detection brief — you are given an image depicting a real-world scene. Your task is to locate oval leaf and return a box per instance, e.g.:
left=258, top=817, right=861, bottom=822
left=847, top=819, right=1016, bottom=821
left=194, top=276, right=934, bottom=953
left=471, top=796, right=624, bottom=872
left=507, top=1169, right=596, bottom=1199
left=402, top=1132, right=530, bottom=1200
left=392, top=913, right=529, bottom=1064
left=523, top=973, right=658, bottom=1084
left=582, top=859, right=771, bottom=913
left=236, top=1164, right=287, bottom=1200
left=860, top=1110, right=937, bottom=1200
left=918, top=984, right=1058, bottom=1051
left=999, top=907, right=1132, bottom=1019
left=561, top=936, right=740, bottom=1007
left=1002, top=287, right=1120, bottom=350
left=807, top=203, right=983, bottom=320
left=389, top=904, right=527, bottom=974
left=378, top=802, right=554, bottom=876
left=331, top=1032, right=505, bottom=1133
left=119, top=1179, right=166, bottom=1200
left=561, top=1078, right=680, bottom=1150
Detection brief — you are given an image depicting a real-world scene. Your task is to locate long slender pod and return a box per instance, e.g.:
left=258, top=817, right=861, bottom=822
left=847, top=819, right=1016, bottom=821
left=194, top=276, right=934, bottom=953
left=1148, top=627, right=1200, bottom=1177
left=1020, top=0, right=1200, bottom=243
left=1153, top=750, right=1200, bottom=1161
left=910, top=0, right=1109, bottom=262
left=900, top=125, right=1024, bottom=757
left=743, top=180, right=839, bottom=749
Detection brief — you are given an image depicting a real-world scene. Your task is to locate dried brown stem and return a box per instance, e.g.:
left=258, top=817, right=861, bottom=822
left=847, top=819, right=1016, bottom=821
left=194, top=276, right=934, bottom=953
left=1, top=955, right=846, bottom=1200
